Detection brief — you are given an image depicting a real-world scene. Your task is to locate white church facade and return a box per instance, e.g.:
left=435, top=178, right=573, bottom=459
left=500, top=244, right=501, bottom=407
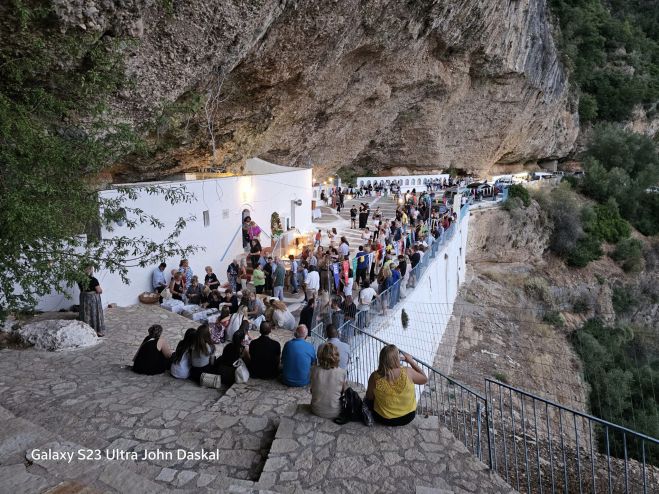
left=38, top=158, right=313, bottom=310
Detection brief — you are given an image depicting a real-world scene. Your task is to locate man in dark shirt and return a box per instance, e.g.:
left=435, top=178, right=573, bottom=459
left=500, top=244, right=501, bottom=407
left=355, top=246, right=369, bottom=287
left=263, top=257, right=274, bottom=296
left=246, top=322, right=281, bottom=379
left=299, top=298, right=315, bottom=330
left=409, top=247, right=421, bottom=269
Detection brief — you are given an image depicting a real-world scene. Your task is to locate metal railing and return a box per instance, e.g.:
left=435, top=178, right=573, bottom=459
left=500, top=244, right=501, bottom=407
left=339, top=322, right=488, bottom=462
left=485, top=379, right=659, bottom=494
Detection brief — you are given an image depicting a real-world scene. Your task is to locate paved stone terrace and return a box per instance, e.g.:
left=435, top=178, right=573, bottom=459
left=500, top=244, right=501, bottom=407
left=0, top=304, right=515, bottom=493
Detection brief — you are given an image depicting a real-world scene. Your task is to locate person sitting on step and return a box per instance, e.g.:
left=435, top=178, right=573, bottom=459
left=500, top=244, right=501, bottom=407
left=310, top=342, right=346, bottom=419
left=365, top=345, right=427, bottom=426
left=170, top=327, right=197, bottom=380
left=281, top=325, right=316, bottom=387
left=133, top=324, right=173, bottom=375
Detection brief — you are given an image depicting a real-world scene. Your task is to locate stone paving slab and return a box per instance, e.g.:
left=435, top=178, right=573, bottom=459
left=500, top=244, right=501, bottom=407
left=257, top=406, right=516, bottom=494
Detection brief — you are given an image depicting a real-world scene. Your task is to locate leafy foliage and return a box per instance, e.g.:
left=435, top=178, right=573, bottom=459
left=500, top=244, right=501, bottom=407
left=506, top=184, right=531, bottom=207
left=536, top=184, right=634, bottom=268
left=0, top=4, right=198, bottom=318
left=611, top=238, right=644, bottom=273
left=551, top=0, right=659, bottom=123
left=571, top=319, right=659, bottom=465
left=579, top=125, right=659, bottom=236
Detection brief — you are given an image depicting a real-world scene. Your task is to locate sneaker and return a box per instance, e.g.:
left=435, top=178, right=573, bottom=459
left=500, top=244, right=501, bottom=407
left=200, top=373, right=223, bottom=389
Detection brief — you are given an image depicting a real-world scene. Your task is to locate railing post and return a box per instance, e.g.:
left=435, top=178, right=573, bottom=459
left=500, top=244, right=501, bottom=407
left=476, top=401, right=483, bottom=461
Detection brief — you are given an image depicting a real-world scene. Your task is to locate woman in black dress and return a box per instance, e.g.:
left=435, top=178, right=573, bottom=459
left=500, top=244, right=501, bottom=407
left=78, top=266, right=106, bottom=336
left=133, top=324, right=173, bottom=375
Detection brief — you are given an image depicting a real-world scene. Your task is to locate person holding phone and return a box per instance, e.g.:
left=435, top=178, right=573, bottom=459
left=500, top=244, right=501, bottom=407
left=365, top=345, right=428, bottom=426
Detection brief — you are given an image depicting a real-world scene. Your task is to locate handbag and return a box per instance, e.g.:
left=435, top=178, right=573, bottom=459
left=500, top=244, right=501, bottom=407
left=233, top=358, right=250, bottom=384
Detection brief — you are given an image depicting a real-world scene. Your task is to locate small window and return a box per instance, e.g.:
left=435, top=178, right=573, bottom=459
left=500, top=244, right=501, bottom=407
left=203, top=210, right=210, bottom=227
left=405, top=179, right=409, bottom=185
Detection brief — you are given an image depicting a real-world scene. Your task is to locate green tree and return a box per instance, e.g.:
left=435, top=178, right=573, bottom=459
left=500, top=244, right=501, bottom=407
left=0, top=3, right=198, bottom=318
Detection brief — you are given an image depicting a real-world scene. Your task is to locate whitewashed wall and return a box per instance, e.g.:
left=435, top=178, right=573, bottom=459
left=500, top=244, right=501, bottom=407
left=355, top=174, right=450, bottom=193
left=36, top=168, right=312, bottom=310
left=349, top=209, right=470, bottom=389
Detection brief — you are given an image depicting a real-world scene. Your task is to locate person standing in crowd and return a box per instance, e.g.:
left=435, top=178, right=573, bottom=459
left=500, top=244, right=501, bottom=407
left=304, top=265, right=320, bottom=301
left=355, top=246, right=369, bottom=287
left=299, top=298, right=315, bottom=330
left=339, top=237, right=350, bottom=258
left=152, top=262, right=167, bottom=301
left=227, top=258, right=240, bottom=292
left=320, top=324, right=351, bottom=368
left=178, top=259, right=193, bottom=289
left=314, top=229, right=322, bottom=247
left=288, top=255, right=299, bottom=294
left=350, top=205, right=358, bottom=229
left=244, top=322, right=281, bottom=379
left=251, top=263, right=265, bottom=294
left=281, top=325, right=316, bottom=387
left=78, top=266, right=106, bottom=337
left=263, top=256, right=274, bottom=296
left=250, top=239, right=262, bottom=269
left=273, top=257, right=286, bottom=301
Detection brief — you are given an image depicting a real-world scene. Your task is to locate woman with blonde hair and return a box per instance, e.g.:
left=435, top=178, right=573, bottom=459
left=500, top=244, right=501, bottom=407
left=365, top=345, right=428, bottom=426
left=272, top=299, right=296, bottom=331
left=310, top=342, right=346, bottom=419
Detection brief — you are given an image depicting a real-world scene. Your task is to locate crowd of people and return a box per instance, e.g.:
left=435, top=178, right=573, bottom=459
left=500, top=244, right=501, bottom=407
left=126, top=182, right=466, bottom=427
left=132, top=319, right=427, bottom=426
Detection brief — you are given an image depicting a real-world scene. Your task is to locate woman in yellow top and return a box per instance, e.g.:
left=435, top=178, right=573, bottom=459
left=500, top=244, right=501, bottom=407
left=365, top=345, right=428, bottom=426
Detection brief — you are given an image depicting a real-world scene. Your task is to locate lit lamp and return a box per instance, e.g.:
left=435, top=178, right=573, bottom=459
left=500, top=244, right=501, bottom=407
left=398, top=197, right=404, bottom=205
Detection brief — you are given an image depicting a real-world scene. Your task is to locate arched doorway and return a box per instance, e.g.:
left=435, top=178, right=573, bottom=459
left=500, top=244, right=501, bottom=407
left=242, top=208, right=251, bottom=249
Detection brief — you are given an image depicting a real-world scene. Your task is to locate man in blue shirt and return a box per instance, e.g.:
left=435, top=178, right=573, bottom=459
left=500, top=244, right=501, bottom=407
left=152, top=262, right=167, bottom=302
left=281, top=325, right=316, bottom=387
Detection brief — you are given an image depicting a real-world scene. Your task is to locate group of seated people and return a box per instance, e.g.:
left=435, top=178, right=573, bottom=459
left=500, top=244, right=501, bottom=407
left=132, top=321, right=427, bottom=426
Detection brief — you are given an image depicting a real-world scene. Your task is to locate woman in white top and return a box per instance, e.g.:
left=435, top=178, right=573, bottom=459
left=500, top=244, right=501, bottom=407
left=272, top=300, right=296, bottom=331
left=170, top=327, right=197, bottom=379
left=311, top=343, right=346, bottom=419
left=226, top=306, right=248, bottom=341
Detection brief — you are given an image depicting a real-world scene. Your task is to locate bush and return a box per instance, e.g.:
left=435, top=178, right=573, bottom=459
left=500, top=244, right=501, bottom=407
left=612, top=285, right=638, bottom=315
left=611, top=238, right=644, bottom=273
left=493, top=372, right=509, bottom=384
left=566, top=235, right=603, bottom=267
left=543, top=310, right=565, bottom=327
left=502, top=196, right=524, bottom=212
left=572, top=295, right=591, bottom=314
left=507, top=184, right=531, bottom=207
left=571, top=319, right=659, bottom=465
left=524, top=277, right=552, bottom=303
left=584, top=201, right=631, bottom=244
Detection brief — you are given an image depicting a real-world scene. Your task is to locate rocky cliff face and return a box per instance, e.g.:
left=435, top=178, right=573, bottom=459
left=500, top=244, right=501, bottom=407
left=51, top=0, right=579, bottom=180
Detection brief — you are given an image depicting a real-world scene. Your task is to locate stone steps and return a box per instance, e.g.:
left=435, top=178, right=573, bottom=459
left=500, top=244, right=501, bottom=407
left=253, top=405, right=516, bottom=494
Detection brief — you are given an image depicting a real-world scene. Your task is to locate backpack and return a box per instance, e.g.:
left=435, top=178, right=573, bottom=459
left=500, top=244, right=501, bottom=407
left=334, top=387, right=373, bottom=426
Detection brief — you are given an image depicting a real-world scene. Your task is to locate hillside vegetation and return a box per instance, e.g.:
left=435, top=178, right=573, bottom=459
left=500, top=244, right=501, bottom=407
left=551, top=0, right=659, bottom=123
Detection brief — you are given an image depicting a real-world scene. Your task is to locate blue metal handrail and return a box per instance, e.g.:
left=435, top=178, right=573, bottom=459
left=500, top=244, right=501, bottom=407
left=220, top=224, right=243, bottom=262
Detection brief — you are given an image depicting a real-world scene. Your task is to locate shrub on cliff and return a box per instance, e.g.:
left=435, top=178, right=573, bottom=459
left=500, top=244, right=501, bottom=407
left=611, top=238, right=644, bottom=273
left=506, top=184, right=531, bottom=207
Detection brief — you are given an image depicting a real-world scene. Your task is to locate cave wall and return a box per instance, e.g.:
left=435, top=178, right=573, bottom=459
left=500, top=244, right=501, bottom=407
left=51, top=0, right=579, bottom=180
